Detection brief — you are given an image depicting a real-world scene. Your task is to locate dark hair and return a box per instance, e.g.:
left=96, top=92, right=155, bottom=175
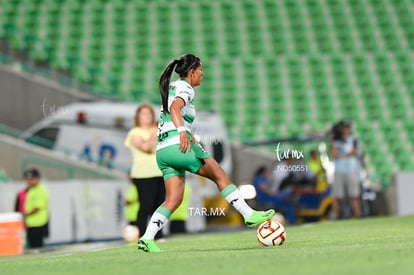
left=134, top=104, right=155, bottom=127
left=23, top=167, right=41, bottom=179
left=159, top=54, right=201, bottom=113
left=331, top=120, right=352, bottom=141
left=254, top=166, right=267, bottom=177
left=310, top=149, right=318, bottom=155
left=331, top=121, right=345, bottom=141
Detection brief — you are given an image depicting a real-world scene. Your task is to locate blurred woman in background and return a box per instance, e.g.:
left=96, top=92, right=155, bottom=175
left=124, top=104, right=165, bottom=240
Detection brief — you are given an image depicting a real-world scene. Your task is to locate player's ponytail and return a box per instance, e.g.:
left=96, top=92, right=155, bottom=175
left=159, top=54, right=201, bottom=113
left=159, top=59, right=179, bottom=113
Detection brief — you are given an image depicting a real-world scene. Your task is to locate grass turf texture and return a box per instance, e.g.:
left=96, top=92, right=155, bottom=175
left=1, top=215, right=413, bottom=275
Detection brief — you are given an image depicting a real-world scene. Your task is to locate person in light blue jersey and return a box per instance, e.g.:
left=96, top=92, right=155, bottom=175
left=330, top=121, right=361, bottom=219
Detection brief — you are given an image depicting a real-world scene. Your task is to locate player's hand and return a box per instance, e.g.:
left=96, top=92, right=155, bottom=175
left=179, top=132, right=191, bottom=153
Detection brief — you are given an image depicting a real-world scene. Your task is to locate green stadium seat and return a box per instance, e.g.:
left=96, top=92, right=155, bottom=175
left=2, top=0, right=413, bottom=182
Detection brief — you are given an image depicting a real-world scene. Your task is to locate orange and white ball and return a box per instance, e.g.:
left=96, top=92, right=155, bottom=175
left=257, top=219, right=286, bottom=246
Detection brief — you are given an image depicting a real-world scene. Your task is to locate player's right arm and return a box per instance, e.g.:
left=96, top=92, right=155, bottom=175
left=170, top=97, right=191, bottom=153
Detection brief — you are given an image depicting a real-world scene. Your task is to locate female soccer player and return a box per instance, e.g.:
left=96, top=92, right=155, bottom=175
left=137, top=54, right=275, bottom=252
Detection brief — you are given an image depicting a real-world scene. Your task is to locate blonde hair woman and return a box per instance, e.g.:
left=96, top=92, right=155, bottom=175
left=124, top=104, right=165, bottom=240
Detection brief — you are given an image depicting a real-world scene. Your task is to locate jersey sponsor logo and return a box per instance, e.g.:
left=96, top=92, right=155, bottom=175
left=158, top=132, right=169, bottom=142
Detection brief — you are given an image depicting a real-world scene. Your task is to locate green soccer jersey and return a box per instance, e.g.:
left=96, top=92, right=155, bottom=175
left=156, top=79, right=196, bottom=150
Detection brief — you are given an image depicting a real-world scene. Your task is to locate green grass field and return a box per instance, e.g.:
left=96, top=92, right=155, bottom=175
left=1, top=215, right=414, bottom=275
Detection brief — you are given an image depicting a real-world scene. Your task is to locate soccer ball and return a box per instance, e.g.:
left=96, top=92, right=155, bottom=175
left=123, top=225, right=140, bottom=243
left=257, top=219, right=286, bottom=246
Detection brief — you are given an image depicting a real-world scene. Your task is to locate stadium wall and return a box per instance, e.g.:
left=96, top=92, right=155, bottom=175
left=0, top=180, right=130, bottom=244
left=0, top=134, right=125, bottom=181
left=0, top=65, right=95, bottom=130
left=230, top=143, right=275, bottom=185
left=386, top=172, right=414, bottom=216
left=0, top=179, right=209, bottom=243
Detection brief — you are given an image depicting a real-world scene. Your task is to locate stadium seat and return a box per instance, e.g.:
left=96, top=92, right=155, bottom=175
left=2, top=0, right=414, bottom=182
